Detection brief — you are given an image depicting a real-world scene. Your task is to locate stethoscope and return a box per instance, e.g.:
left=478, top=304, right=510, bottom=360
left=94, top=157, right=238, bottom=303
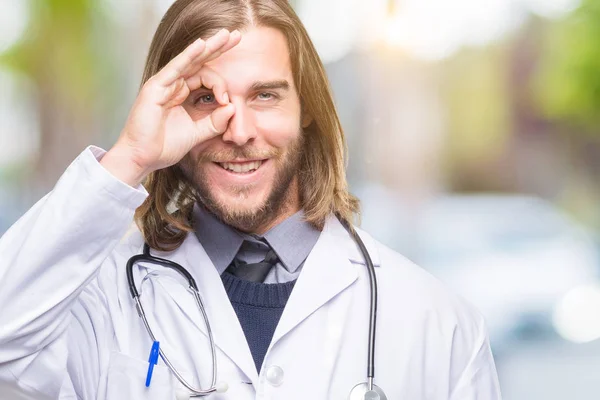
left=126, top=221, right=388, bottom=400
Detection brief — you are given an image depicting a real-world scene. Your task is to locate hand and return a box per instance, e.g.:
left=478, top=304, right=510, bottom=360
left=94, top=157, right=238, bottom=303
left=101, top=29, right=241, bottom=186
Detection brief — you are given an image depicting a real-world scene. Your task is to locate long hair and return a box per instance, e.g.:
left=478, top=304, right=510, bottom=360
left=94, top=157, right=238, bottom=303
left=134, top=0, right=360, bottom=251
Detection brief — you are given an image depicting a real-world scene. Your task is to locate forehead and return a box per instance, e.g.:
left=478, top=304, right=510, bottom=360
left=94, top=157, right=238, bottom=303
left=205, top=26, right=294, bottom=92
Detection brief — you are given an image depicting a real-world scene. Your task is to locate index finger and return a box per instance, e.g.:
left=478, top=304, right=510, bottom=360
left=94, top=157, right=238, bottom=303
left=154, top=29, right=232, bottom=87
left=152, top=38, right=207, bottom=87
left=186, top=66, right=229, bottom=105
left=186, top=30, right=242, bottom=75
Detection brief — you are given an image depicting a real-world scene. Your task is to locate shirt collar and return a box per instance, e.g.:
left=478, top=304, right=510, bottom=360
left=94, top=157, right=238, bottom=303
left=192, top=204, right=321, bottom=275
left=262, top=211, right=320, bottom=274
left=192, top=205, right=244, bottom=275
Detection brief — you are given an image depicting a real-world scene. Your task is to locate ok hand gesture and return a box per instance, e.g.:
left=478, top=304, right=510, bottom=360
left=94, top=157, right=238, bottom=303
left=101, top=29, right=241, bottom=186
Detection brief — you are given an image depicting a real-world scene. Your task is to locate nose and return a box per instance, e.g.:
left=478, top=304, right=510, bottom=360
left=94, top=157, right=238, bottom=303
left=221, top=102, right=257, bottom=146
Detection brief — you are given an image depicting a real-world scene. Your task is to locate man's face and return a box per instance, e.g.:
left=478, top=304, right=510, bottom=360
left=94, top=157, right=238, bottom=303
left=180, top=26, right=305, bottom=233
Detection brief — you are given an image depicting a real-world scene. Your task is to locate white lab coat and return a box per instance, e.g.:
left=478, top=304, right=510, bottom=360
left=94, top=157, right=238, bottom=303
left=0, top=147, right=502, bottom=400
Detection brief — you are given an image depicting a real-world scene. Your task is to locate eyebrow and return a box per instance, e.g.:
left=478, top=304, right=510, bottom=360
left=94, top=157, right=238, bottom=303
left=249, top=80, right=290, bottom=92
left=194, top=79, right=291, bottom=95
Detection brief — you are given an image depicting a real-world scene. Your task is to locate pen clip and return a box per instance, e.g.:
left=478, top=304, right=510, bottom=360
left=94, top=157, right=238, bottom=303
left=145, top=341, right=160, bottom=387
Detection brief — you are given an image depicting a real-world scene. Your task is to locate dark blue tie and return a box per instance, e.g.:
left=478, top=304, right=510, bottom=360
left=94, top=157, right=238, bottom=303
left=226, top=247, right=280, bottom=283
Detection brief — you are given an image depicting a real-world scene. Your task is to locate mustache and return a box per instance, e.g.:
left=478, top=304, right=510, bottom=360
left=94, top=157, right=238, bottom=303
left=196, top=146, right=281, bottom=162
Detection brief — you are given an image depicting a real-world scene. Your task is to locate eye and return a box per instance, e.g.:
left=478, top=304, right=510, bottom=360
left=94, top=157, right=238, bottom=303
left=257, top=92, right=275, bottom=100
left=195, top=93, right=216, bottom=105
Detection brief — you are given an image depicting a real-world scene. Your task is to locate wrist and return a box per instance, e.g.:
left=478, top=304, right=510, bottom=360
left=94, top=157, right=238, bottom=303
left=100, top=145, right=150, bottom=187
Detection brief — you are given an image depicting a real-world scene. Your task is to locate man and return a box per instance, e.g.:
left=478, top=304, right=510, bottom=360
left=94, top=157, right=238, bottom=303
left=0, top=0, right=502, bottom=399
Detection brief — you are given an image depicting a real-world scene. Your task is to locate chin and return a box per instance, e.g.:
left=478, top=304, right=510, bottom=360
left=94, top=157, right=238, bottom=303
left=221, top=198, right=267, bottom=219
left=215, top=185, right=268, bottom=210
left=203, top=188, right=270, bottom=226
left=186, top=151, right=302, bottom=232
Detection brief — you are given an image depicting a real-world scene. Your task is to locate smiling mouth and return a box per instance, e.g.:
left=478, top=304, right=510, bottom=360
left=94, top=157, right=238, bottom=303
left=217, top=160, right=264, bottom=174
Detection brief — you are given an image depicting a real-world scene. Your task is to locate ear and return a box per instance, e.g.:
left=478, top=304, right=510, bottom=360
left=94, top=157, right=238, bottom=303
left=301, top=112, right=313, bottom=128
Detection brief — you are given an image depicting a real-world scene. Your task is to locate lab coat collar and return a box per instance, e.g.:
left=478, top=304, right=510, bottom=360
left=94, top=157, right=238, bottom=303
left=140, top=215, right=381, bottom=385
left=147, top=234, right=260, bottom=383
left=330, top=218, right=382, bottom=268
left=270, top=216, right=380, bottom=346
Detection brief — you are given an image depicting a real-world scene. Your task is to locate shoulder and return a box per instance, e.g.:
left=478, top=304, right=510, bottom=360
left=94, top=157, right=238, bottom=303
left=353, top=225, right=486, bottom=335
left=102, top=223, right=201, bottom=274
left=112, top=222, right=146, bottom=258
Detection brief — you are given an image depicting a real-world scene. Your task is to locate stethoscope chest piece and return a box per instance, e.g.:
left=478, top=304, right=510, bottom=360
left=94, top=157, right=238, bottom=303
left=348, top=382, right=387, bottom=400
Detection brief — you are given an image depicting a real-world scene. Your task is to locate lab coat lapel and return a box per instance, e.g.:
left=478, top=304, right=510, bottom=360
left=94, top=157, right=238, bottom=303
left=271, top=217, right=358, bottom=345
left=155, top=235, right=259, bottom=383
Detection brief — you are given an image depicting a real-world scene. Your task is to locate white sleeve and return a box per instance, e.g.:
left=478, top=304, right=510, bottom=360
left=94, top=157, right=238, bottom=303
left=0, top=146, right=147, bottom=399
left=449, top=315, right=503, bottom=400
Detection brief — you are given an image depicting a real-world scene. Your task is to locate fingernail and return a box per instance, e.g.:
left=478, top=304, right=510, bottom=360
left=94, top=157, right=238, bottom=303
left=223, top=92, right=229, bottom=103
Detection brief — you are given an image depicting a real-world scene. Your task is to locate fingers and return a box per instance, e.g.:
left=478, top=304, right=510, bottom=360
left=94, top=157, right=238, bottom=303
left=154, top=29, right=239, bottom=88
left=145, top=29, right=241, bottom=109
left=194, top=30, right=241, bottom=68
left=152, top=38, right=207, bottom=88
left=186, top=67, right=229, bottom=105
left=194, top=103, right=236, bottom=142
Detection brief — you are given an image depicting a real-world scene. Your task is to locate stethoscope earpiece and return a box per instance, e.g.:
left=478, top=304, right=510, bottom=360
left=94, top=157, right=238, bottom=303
left=174, top=380, right=228, bottom=399
left=215, top=381, right=229, bottom=393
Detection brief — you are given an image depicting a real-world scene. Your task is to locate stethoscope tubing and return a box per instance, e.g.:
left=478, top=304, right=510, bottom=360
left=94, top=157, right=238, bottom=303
left=126, top=244, right=199, bottom=298
left=126, top=244, right=218, bottom=396
left=126, top=222, right=382, bottom=397
left=341, top=221, right=378, bottom=390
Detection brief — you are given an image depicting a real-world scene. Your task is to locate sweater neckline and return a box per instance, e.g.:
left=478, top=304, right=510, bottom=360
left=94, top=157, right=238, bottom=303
left=221, top=272, right=296, bottom=308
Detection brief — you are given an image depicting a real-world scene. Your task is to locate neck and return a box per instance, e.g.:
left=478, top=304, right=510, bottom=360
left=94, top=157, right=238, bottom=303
left=250, top=204, right=300, bottom=235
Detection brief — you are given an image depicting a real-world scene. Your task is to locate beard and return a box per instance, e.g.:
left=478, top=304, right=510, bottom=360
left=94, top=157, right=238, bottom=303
left=179, top=133, right=305, bottom=233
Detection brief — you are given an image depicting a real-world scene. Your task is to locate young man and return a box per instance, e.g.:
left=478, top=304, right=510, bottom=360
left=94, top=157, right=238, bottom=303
left=0, top=0, right=502, bottom=399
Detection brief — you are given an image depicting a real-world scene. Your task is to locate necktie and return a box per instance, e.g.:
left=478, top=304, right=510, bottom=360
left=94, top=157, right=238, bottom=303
left=225, top=247, right=280, bottom=283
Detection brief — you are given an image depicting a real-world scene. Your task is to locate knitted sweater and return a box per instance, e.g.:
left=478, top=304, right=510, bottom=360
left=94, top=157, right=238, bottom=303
left=221, top=272, right=296, bottom=372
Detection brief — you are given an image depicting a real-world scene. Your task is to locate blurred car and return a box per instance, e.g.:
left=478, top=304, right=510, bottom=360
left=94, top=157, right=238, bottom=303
left=356, top=186, right=600, bottom=349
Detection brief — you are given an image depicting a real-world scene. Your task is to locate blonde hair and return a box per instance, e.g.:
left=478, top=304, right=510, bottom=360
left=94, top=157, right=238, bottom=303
left=135, top=0, right=359, bottom=251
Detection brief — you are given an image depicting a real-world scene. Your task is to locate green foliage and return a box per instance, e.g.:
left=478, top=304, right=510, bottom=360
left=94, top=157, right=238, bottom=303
left=439, top=44, right=513, bottom=162
left=0, top=0, right=109, bottom=104
left=534, top=0, right=600, bottom=132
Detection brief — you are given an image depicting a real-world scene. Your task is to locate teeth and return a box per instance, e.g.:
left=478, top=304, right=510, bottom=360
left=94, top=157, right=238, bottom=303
left=220, top=160, right=262, bottom=173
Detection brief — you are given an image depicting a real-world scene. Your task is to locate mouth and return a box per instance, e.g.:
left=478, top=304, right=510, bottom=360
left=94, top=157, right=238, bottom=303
left=216, top=160, right=265, bottom=174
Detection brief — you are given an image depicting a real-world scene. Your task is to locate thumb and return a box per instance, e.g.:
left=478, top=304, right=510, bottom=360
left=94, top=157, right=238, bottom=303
left=194, top=103, right=235, bottom=143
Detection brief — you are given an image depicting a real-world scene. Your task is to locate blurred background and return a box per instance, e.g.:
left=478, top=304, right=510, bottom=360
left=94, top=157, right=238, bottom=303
left=1, top=0, right=600, bottom=397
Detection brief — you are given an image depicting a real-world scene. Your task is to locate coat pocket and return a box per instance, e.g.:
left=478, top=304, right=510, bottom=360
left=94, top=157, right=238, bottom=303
left=105, top=351, right=175, bottom=400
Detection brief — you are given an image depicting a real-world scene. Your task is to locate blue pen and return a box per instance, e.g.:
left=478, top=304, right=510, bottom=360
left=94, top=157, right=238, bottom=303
left=145, top=341, right=160, bottom=387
